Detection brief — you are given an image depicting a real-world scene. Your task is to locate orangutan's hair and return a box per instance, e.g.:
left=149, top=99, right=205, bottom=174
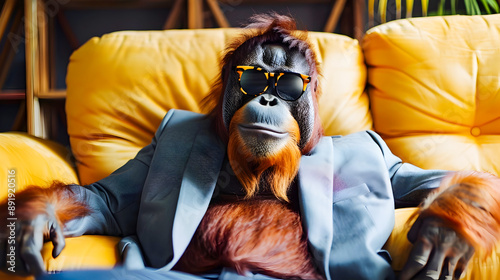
left=176, top=199, right=323, bottom=279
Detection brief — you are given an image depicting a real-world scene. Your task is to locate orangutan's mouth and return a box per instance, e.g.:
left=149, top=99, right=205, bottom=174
left=238, top=124, right=288, bottom=138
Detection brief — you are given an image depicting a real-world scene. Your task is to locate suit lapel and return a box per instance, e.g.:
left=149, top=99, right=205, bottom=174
left=164, top=127, right=226, bottom=270
left=297, top=137, right=334, bottom=280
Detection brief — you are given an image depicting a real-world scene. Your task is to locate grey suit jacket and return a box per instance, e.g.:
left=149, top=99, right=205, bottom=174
left=65, top=109, right=449, bottom=280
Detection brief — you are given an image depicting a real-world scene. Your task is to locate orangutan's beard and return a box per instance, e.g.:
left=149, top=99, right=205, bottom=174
left=227, top=111, right=302, bottom=202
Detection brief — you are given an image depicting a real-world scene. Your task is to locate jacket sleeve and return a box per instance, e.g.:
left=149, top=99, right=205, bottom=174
left=365, top=130, right=451, bottom=208
left=63, top=112, right=173, bottom=237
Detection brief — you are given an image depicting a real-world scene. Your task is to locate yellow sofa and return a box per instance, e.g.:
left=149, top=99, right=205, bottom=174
left=1, top=14, right=500, bottom=279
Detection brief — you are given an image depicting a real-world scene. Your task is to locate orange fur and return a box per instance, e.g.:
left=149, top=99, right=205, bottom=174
left=227, top=106, right=302, bottom=201
left=410, top=171, right=500, bottom=257
left=176, top=199, right=323, bottom=280
left=1, top=181, right=89, bottom=229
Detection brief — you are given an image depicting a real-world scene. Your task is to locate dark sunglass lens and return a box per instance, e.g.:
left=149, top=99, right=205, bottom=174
left=240, top=69, right=268, bottom=95
left=276, top=74, right=304, bottom=100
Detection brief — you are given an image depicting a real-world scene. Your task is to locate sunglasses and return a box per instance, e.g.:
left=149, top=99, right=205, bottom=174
left=235, top=66, right=311, bottom=101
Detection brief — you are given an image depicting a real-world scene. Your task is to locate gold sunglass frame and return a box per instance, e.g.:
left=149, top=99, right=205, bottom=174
left=235, top=66, right=311, bottom=100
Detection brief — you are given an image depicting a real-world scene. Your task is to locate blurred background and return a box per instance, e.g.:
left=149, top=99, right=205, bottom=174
left=0, top=0, right=498, bottom=146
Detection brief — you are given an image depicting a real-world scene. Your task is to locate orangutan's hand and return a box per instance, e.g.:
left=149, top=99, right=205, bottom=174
left=399, top=216, right=474, bottom=280
left=0, top=204, right=65, bottom=276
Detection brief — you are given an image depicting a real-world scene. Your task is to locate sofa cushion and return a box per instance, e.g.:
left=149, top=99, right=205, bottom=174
left=363, top=14, right=500, bottom=175
left=0, top=132, right=79, bottom=201
left=66, top=29, right=371, bottom=184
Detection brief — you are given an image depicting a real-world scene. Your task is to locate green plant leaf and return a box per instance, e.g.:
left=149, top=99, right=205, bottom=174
left=481, top=0, right=492, bottom=13
left=368, top=0, right=498, bottom=27
left=466, top=0, right=482, bottom=15
left=422, top=0, right=429, bottom=16
left=485, top=0, right=500, bottom=12
left=396, top=0, right=402, bottom=18
left=379, top=0, right=388, bottom=23
left=465, top=0, right=470, bottom=14
left=472, top=0, right=482, bottom=14
left=407, top=0, right=414, bottom=17
left=438, top=0, right=446, bottom=15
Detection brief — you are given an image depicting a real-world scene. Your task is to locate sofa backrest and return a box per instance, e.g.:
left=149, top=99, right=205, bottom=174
left=363, top=14, right=500, bottom=175
left=66, top=29, right=371, bottom=184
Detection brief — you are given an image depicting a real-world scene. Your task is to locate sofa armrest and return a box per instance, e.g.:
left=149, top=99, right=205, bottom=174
left=41, top=235, right=121, bottom=272
left=0, top=235, right=120, bottom=279
left=0, top=132, right=79, bottom=199
left=0, top=133, right=120, bottom=277
left=0, top=132, right=80, bottom=278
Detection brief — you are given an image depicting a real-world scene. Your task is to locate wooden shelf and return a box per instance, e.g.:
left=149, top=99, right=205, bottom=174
left=37, top=90, right=66, bottom=99
left=0, top=90, right=65, bottom=100
left=0, top=90, right=25, bottom=100
left=63, top=0, right=332, bottom=9
left=64, top=0, right=174, bottom=9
